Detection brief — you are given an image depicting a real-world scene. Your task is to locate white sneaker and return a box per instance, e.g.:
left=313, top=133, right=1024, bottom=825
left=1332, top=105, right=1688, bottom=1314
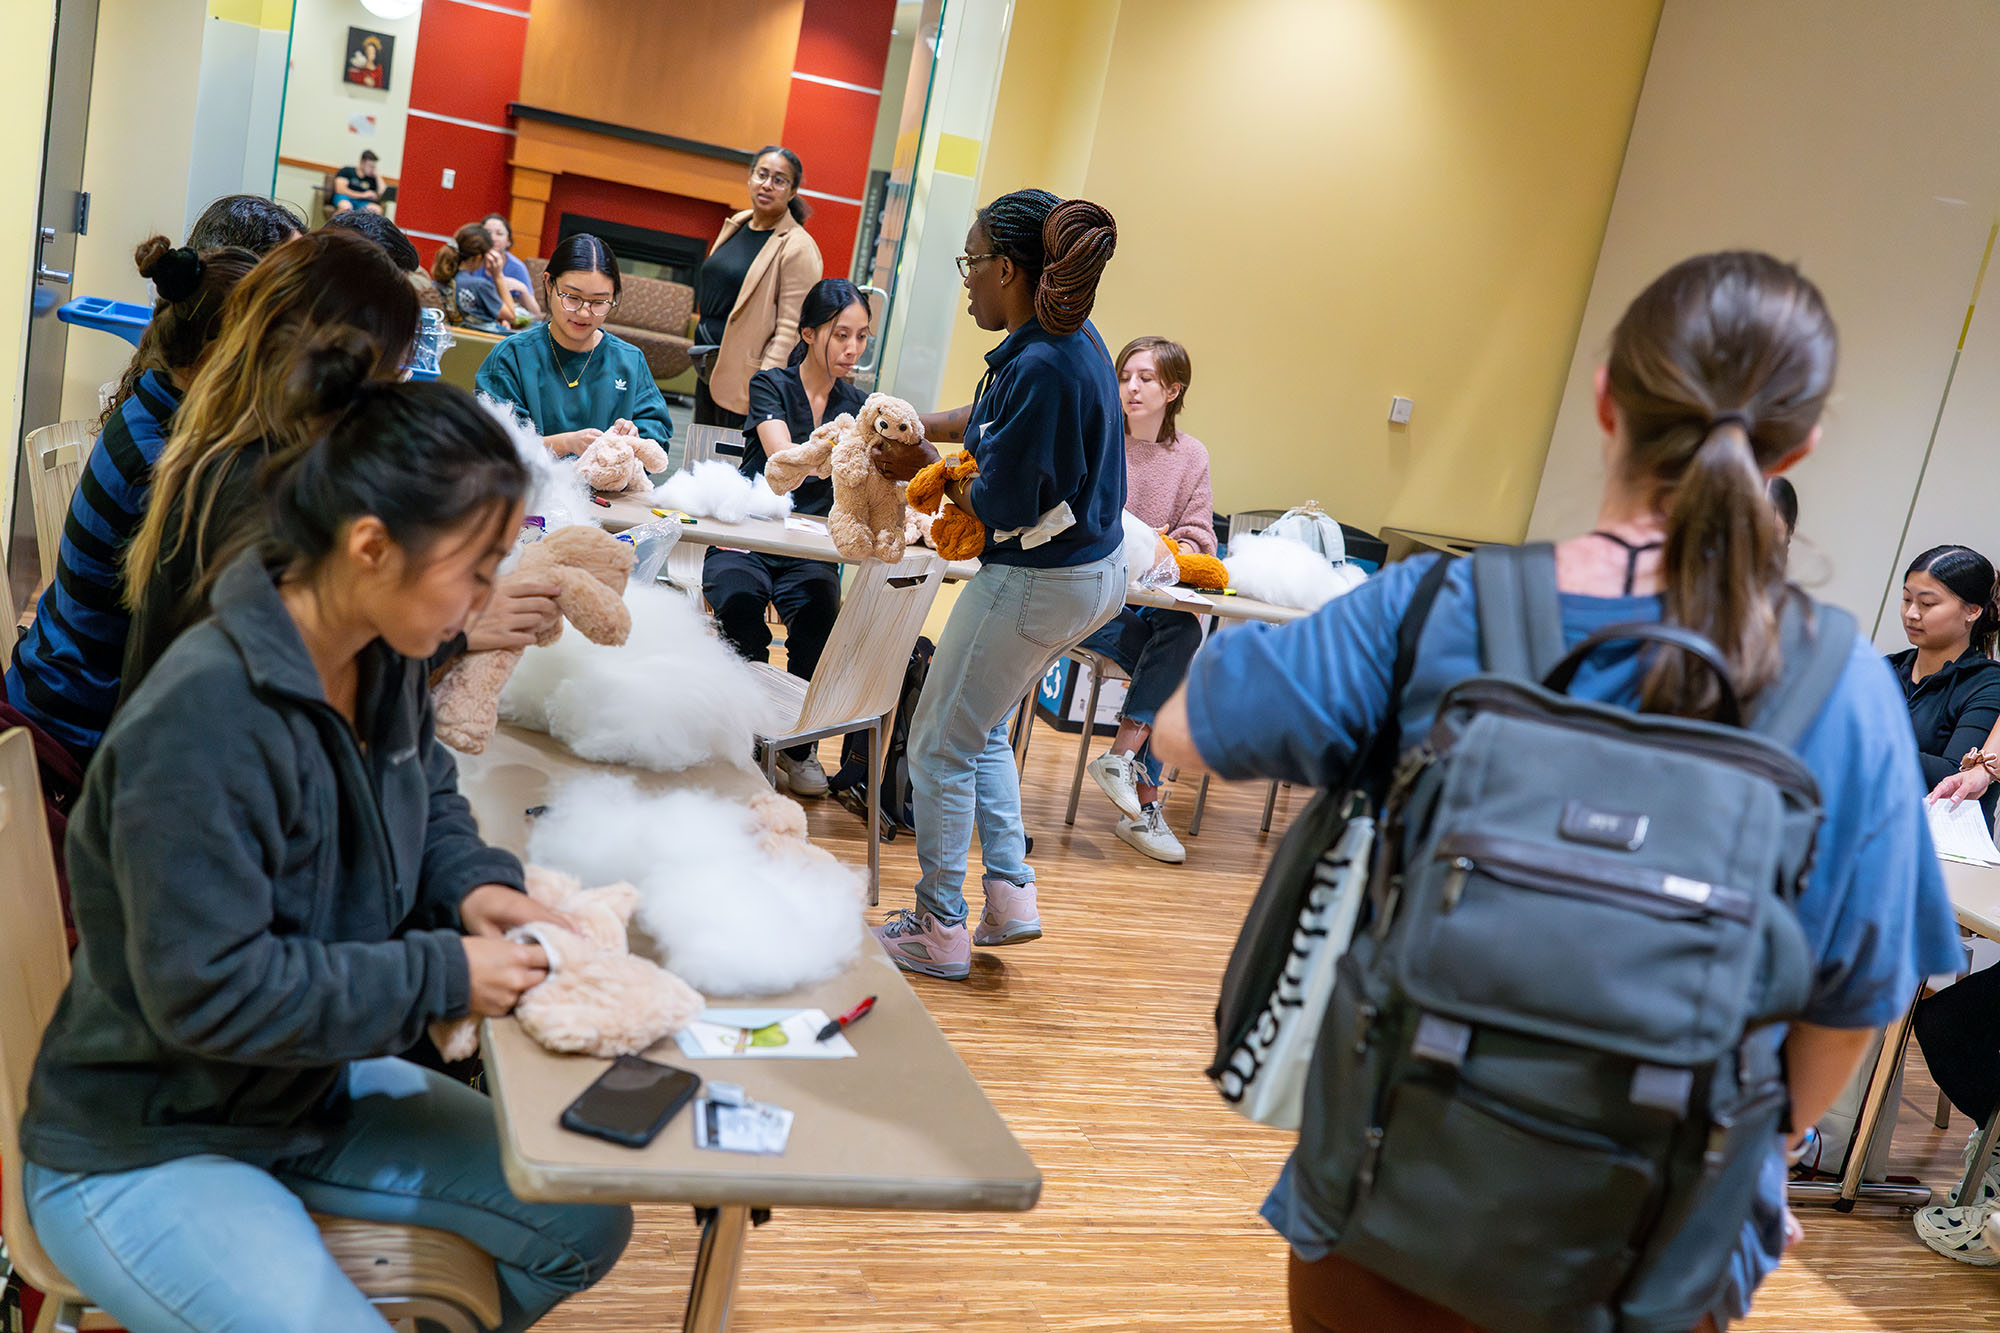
left=1088, top=751, right=1144, bottom=819
left=1952, top=1128, right=2000, bottom=1205
left=1917, top=1202, right=2000, bottom=1265
left=776, top=750, right=829, bottom=797
left=1116, top=801, right=1186, bottom=864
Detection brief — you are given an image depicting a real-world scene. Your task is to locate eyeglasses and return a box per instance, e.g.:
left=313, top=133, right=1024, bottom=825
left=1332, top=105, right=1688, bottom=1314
left=751, top=167, right=794, bottom=189
left=554, top=288, right=616, bottom=316
left=955, top=252, right=1002, bottom=278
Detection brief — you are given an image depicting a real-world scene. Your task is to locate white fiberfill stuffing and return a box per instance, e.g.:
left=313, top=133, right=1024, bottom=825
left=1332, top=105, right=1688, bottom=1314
left=479, top=394, right=595, bottom=531
left=653, top=460, right=793, bottom=523
left=500, top=582, right=786, bottom=770
left=527, top=774, right=865, bottom=996
left=1224, top=532, right=1367, bottom=611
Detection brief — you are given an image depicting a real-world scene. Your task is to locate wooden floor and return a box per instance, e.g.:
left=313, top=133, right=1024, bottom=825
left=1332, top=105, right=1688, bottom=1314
left=539, top=724, right=2000, bottom=1332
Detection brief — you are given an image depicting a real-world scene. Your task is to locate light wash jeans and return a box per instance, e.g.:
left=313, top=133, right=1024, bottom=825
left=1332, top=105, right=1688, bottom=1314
left=23, top=1058, right=631, bottom=1333
left=910, top=550, right=1126, bottom=924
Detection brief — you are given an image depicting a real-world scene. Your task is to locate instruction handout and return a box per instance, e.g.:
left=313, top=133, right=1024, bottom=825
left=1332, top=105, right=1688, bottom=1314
left=674, top=1008, right=857, bottom=1059
left=1929, top=797, right=2000, bottom=867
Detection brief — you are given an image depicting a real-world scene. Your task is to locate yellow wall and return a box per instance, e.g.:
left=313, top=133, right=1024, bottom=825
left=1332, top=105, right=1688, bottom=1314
left=1, top=0, right=60, bottom=549
left=939, top=0, right=1662, bottom=544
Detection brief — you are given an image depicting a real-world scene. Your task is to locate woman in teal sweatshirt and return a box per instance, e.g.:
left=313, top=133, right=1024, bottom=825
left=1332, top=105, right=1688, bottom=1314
left=475, top=232, right=672, bottom=461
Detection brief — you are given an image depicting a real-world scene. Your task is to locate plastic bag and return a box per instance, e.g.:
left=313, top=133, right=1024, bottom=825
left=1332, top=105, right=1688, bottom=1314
left=1119, top=509, right=1180, bottom=590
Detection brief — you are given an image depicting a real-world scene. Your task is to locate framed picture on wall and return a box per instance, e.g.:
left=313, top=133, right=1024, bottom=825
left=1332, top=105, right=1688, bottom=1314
left=344, top=28, right=394, bottom=90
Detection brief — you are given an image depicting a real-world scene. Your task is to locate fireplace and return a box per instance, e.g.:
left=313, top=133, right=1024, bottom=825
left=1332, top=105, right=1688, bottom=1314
left=556, top=214, right=709, bottom=287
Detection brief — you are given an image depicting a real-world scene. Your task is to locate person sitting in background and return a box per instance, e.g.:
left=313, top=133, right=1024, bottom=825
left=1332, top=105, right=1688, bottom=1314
left=330, top=149, right=384, bottom=214
left=5, top=237, right=256, bottom=769
left=1888, top=544, right=2000, bottom=824
left=322, top=208, right=419, bottom=273
left=702, top=278, right=871, bottom=797
left=185, top=193, right=303, bottom=254
left=432, top=223, right=517, bottom=331
left=483, top=212, right=543, bottom=318
left=1079, top=335, right=1213, bottom=864
left=475, top=233, right=672, bottom=461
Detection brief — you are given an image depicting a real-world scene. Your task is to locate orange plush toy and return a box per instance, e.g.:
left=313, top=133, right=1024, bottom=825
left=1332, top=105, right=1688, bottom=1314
left=1175, top=551, right=1229, bottom=590
left=906, top=451, right=985, bottom=560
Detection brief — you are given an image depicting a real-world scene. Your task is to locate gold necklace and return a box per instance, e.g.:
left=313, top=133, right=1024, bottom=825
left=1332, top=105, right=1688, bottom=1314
left=548, top=326, right=600, bottom=389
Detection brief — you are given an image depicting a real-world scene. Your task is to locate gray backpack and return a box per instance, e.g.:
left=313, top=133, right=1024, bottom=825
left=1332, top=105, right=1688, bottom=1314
left=1290, top=545, right=1853, bottom=1333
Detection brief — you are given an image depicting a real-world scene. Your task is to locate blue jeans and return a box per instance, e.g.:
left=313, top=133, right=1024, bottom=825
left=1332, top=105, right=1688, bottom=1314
left=1076, top=606, right=1206, bottom=787
left=23, top=1059, right=631, bottom=1333
left=910, top=552, right=1126, bottom=924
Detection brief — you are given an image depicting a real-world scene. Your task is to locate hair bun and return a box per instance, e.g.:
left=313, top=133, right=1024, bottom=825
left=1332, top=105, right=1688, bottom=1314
left=282, top=325, right=381, bottom=421
left=136, top=237, right=206, bottom=304
left=1035, top=198, right=1117, bottom=336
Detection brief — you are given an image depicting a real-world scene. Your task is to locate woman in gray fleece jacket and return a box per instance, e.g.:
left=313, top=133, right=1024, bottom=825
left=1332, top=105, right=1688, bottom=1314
left=18, top=343, right=630, bottom=1333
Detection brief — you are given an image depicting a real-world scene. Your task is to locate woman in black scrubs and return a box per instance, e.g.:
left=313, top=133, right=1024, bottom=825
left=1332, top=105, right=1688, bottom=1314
left=693, top=146, right=824, bottom=427
left=702, top=279, right=871, bottom=796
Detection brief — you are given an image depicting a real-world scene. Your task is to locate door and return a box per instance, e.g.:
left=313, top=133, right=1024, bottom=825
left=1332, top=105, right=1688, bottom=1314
left=9, top=0, right=99, bottom=595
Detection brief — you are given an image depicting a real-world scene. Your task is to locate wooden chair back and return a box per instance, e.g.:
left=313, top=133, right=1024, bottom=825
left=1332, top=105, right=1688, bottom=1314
left=793, top=551, right=944, bottom=737
left=0, top=727, right=82, bottom=1304
left=25, top=421, right=94, bottom=594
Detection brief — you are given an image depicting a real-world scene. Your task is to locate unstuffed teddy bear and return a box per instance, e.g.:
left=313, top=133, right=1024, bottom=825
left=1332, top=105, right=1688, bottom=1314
left=434, top=524, right=634, bottom=754
left=906, top=451, right=985, bottom=560
left=574, top=418, right=670, bottom=494
left=430, top=866, right=705, bottom=1062
left=764, top=393, right=925, bottom=562
left=749, top=788, right=838, bottom=866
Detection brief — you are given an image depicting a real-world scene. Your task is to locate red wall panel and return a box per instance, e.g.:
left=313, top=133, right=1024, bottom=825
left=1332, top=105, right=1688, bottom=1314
left=779, top=79, right=876, bottom=200
left=398, top=120, right=516, bottom=253
left=406, top=1, right=531, bottom=127
left=793, top=0, right=896, bottom=88
left=798, top=199, right=860, bottom=280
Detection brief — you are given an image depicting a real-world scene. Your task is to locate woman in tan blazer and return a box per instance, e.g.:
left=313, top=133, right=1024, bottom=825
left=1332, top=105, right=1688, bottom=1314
left=694, top=146, right=825, bottom=425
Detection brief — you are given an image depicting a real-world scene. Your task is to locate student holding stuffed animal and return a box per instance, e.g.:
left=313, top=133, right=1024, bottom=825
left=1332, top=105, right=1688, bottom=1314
left=476, top=232, right=673, bottom=462
left=123, top=230, right=558, bottom=698
left=18, top=348, right=631, bottom=1332
left=702, top=277, right=872, bottom=797
left=1078, top=335, right=1214, bottom=864
left=865, top=189, right=1127, bottom=979
left=1152, top=251, right=1961, bottom=1328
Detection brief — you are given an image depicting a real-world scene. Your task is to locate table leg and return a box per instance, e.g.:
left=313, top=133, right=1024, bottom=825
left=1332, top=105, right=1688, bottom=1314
left=1786, top=990, right=1933, bottom=1211
left=683, top=1204, right=751, bottom=1333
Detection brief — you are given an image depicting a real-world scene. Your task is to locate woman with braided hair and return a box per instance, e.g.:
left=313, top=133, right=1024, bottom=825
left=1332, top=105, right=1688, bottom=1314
left=866, top=188, right=1128, bottom=979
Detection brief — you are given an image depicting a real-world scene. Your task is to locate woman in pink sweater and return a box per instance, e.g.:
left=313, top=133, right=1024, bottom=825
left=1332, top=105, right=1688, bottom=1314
left=1081, top=336, right=1215, bottom=863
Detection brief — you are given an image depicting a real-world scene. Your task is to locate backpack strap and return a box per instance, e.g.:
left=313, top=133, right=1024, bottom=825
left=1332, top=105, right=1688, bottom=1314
left=1473, top=543, right=1566, bottom=681
left=1747, top=591, right=1857, bottom=749
left=1347, top=554, right=1456, bottom=785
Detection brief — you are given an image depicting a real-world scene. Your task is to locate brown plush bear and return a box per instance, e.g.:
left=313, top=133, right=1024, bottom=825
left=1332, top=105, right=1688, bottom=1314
left=906, top=451, right=985, bottom=560
left=433, top=524, right=635, bottom=754
left=764, top=393, right=925, bottom=562
left=574, top=418, right=670, bottom=494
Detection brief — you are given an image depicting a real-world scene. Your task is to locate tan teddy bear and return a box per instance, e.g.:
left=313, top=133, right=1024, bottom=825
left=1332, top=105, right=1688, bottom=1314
left=433, top=524, right=635, bottom=754
left=429, top=866, right=705, bottom=1062
left=574, top=419, right=670, bottom=494
left=763, top=393, right=925, bottom=562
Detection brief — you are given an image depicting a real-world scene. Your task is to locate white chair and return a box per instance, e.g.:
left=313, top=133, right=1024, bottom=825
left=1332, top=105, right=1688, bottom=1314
left=747, top=552, right=945, bottom=904
left=24, top=422, right=94, bottom=597
left=0, top=728, right=504, bottom=1333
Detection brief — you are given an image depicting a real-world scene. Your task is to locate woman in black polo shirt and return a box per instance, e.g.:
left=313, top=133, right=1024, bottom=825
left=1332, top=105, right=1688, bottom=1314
left=702, top=279, right=870, bottom=797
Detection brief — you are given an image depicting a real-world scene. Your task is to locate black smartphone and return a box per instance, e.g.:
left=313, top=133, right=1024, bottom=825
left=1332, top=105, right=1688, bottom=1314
left=559, top=1056, right=701, bottom=1148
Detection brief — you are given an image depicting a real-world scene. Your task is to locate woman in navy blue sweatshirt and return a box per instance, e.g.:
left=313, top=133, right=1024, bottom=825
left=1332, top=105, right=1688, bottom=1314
left=867, top=189, right=1128, bottom=979
left=19, top=345, right=629, bottom=1331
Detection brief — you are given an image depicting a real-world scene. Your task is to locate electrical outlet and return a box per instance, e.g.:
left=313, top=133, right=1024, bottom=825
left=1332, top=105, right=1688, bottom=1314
left=441, top=168, right=456, bottom=189
left=1388, top=396, right=1413, bottom=425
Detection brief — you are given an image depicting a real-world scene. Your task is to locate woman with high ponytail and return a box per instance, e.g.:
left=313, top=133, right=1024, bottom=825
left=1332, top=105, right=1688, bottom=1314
left=17, top=350, right=631, bottom=1331
left=1153, top=251, right=1960, bottom=1322
left=865, top=189, right=1128, bottom=980
left=3, top=234, right=255, bottom=767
